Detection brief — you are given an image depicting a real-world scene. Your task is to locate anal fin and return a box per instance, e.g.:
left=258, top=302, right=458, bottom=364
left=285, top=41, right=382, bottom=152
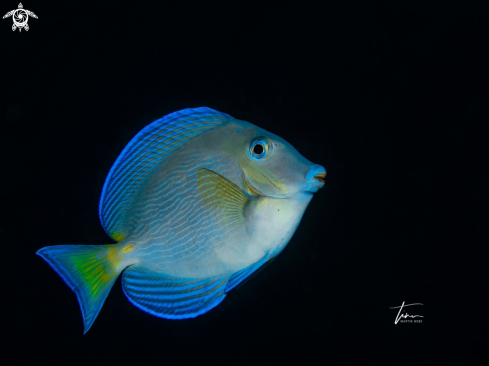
left=122, top=265, right=228, bottom=319
left=225, top=256, right=273, bottom=292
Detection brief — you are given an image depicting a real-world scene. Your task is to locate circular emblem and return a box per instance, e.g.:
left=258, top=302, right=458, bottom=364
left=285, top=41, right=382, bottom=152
left=12, top=9, right=28, bottom=28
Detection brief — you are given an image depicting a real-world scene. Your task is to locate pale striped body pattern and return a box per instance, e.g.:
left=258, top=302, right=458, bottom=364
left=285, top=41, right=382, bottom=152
left=37, top=107, right=326, bottom=332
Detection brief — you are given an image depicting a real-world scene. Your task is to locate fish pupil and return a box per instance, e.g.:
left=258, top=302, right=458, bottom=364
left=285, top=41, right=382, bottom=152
left=253, top=144, right=264, bottom=155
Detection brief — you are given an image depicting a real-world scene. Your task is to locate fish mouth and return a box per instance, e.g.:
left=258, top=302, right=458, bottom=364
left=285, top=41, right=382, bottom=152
left=314, top=173, right=326, bottom=185
left=304, top=164, right=327, bottom=192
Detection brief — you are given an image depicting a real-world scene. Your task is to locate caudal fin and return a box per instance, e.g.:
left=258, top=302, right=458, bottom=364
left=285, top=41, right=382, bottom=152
left=37, top=244, right=124, bottom=333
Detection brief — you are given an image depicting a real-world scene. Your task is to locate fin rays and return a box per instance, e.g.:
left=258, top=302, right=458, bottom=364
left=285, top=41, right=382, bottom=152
left=99, top=107, right=231, bottom=241
left=197, top=168, right=249, bottom=228
left=122, top=265, right=228, bottom=319
left=36, top=244, right=125, bottom=333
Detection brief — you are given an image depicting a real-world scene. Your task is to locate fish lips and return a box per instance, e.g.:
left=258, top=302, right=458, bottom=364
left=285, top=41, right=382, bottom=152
left=304, top=164, right=327, bottom=193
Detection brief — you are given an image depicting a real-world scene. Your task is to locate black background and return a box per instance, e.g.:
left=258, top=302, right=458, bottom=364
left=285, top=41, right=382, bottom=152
left=1, top=1, right=488, bottom=365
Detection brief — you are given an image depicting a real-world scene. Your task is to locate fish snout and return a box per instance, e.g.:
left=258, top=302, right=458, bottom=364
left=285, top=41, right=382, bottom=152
left=304, top=164, right=327, bottom=193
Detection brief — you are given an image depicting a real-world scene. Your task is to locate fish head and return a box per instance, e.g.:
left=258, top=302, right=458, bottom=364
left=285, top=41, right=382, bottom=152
left=231, top=120, right=326, bottom=199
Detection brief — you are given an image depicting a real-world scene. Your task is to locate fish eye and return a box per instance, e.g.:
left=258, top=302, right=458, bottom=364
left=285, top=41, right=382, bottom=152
left=248, top=137, right=271, bottom=160
left=253, top=144, right=264, bottom=155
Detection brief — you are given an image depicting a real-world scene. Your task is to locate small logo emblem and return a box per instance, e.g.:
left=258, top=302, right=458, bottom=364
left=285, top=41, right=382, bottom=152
left=389, top=301, right=424, bottom=324
left=3, top=3, right=37, bottom=32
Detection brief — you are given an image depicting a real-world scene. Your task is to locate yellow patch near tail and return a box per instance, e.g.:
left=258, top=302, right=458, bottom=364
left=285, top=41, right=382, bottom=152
left=107, top=245, right=122, bottom=267
left=122, top=245, right=134, bottom=253
left=112, top=232, right=126, bottom=242
left=37, top=243, right=133, bottom=333
left=70, top=245, right=121, bottom=297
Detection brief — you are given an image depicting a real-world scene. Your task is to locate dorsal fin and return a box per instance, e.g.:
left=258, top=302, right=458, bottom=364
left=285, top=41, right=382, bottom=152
left=99, top=107, right=231, bottom=241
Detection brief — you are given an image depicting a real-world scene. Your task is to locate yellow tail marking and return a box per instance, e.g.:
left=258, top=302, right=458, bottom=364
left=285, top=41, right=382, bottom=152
left=122, top=245, right=134, bottom=253
left=107, top=246, right=122, bottom=267
left=112, top=232, right=126, bottom=242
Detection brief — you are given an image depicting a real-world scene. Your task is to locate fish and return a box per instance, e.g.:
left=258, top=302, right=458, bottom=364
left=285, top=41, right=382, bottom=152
left=37, top=107, right=326, bottom=333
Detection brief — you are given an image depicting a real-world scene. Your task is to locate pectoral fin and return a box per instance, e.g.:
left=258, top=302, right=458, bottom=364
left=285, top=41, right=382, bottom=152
left=197, top=168, right=249, bottom=228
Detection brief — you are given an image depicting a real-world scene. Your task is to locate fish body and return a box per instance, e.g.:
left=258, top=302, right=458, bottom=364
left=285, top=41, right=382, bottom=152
left=37, top=108, right=326, bottom=332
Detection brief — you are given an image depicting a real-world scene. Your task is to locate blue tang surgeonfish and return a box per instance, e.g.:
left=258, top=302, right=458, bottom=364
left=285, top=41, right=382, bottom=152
left=37, top=107, right=326, bottom=333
